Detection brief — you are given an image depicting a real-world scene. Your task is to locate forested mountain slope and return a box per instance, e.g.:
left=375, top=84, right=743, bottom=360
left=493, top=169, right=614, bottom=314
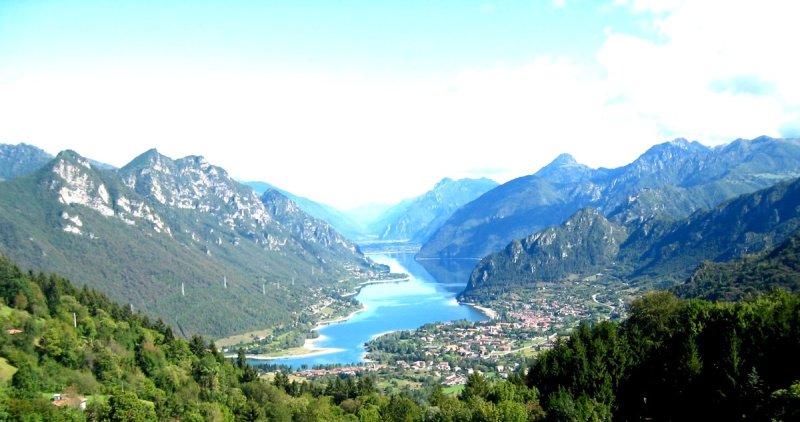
left=466, top=177, right=800, bottom=297
left=0, top=149, right=385, bottom=337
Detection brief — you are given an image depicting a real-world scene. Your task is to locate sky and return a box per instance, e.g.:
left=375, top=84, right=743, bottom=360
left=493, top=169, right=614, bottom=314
left=1, top=0, right=799, bottom=209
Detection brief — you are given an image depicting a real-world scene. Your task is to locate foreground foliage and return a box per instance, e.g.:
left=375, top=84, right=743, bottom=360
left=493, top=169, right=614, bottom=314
left=0, top=254, right=542, bottom=421
left=1, top=251, right=799, bottom=420
left=528, top=291, right=800, bottom=420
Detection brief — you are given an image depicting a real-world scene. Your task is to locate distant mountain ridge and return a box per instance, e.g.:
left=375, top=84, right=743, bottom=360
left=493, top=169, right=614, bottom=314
left=0, top=148, right=384, bottom=337
left=0, top=143, right=53, bottom=180
left=464, top=176, right=800, bottom=298
left=368, top=177, right=498, bottom=244
left=243, top=181, right=367, bottom=241
left=420, top=136, right=800, bottom=260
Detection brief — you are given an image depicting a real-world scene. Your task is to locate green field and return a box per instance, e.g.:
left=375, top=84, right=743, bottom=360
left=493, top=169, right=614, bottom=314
left=0, top=304, right=14, bottom=317
left=443, top=384, right=465, bottom=395
left=0, top=357, right=17, bottom=386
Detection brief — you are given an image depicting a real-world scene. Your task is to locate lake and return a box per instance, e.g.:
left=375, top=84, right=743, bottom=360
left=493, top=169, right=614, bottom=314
left=249, top=253, right=486, bottom=368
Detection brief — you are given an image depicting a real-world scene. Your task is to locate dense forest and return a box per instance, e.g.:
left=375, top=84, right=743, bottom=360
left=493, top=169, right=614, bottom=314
left=528, top=291, right=800, bottom=420
left=1, top=251, right=799, bottom=420
left=675, top=229, right=800, bottom=301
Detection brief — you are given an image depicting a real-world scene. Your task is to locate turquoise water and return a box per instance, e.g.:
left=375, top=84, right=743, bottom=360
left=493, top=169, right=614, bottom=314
left=248, top=253, right=486, bottom=368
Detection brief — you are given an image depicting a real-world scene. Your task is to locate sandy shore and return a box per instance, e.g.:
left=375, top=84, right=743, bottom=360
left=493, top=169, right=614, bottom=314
left=235, top=334, right=345, bottom=361
left=223, top=275, right=416, bottom=360
left=462, top=302, right=499, bottom=319
left=234, top=304, right=371, bottom=360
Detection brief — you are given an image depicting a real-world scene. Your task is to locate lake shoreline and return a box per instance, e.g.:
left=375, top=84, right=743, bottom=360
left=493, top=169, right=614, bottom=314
left=341, top=275, right=411, bottom=297
left=236, top=334, right=345, bottom=361
left=313, top=303, right=368, bottom=329
left=236, top=306, right=370, bottom=361
left=460, top=302, right=499, bottom=320
left=240, top=253, right=489, bottom=366
left=219, top=274, right=408, bottom=355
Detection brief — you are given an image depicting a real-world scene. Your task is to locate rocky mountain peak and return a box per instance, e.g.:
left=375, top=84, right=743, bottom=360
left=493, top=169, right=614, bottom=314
left=434, top=177, right=454, bottom=189
left=370, top=177, right=499, bottom=243
left=533, top=152, right=592, bottom=184
left=46, top=150, right=115, bottom=219
left=53, top=149, right=94, bottom=170
left=551, top=152, right=579, bottom=166
left=139, top=147, right=163, bottom=160
left=261, top=188, right=357, bottom=252
left=0, top=145, right=384, bottom=338
left=636, top=138, right=709, bottom=163
left=119, top=150, right=267, bottom=226
left=177, top=155, right=211, bottom=170
left=0, top=143, right=53, bottom=180
left=563, top=207, right=605, bottom=229
left=261, top=189, right=299, bottom=216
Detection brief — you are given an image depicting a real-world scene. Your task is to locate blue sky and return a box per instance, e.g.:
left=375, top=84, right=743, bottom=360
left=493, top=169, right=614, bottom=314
left=1, top=0, right=799, bottom=208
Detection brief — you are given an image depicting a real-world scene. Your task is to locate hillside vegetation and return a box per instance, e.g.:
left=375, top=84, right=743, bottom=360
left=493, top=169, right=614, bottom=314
left=1, top=252, right=799, bottom=420
left=465, top=176, right=800, bottom=299
left=0, top=149, right=386, bottom=338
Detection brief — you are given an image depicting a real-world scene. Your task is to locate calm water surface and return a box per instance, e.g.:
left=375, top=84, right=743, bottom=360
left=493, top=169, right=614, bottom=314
left=250, top=253, right=486, bottom=368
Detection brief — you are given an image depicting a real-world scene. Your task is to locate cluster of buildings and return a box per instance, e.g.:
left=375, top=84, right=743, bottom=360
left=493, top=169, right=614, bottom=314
left=412, top=323, right=521, bottom=361
left=506, top=296, right=590, bottom=331
left=293, top=363, right=385, bottom=378
left=393, top=359, right=493, bottom=385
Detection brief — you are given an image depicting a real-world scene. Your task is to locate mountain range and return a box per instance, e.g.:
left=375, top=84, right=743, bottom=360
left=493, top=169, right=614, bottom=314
left=243, top=181, right=367, bottom=241
left=419, top=136, right=800, bottom=260
left=245, top=177, right=498, bottom=246
left=366, top=177, right=498, bottom=244
left=464, top=175, right=800, bottom=298
left=0, top=143, right=53, bottom=181
left=0, top=147, right=385, bottom=337
left=4, top=136, right=800, bottom=337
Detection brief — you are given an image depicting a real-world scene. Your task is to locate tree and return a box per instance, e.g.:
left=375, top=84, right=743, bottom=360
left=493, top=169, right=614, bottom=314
left=461, top=373, right=491, bottom=402
left=237, top=348, right=247, bottom=369
left=358, top=404, right=381, bottom=422
left=497, top=400, right=527, bottom=422
left=10, top=360, right=40, bottom=399
left=106, top=390, right=157, bottom=422
left=189, top=335, right=207, bottom=357
left=381, top=394, right=423, bottom=422
left=546, top=389, right=579, bottom=421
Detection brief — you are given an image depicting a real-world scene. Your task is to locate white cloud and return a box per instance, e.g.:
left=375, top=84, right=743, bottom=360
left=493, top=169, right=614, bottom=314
left=600, top=0, right=800, bottom=143
left=1, top=1, right=798, bottom=208
left=615, top=0, right=685, bottom=15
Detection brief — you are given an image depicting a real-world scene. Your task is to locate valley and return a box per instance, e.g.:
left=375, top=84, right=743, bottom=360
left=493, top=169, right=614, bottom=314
left=240, top=253, right=488, bottom=368
left=3, top=136, right=800, bottom=420
left=4, top=2, right=800, bottom=418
